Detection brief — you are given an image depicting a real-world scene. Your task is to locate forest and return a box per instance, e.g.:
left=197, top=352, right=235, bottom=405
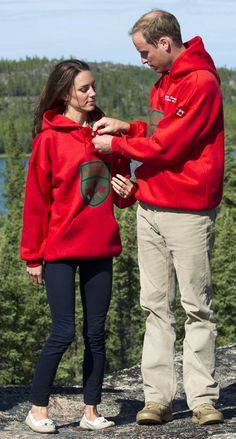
left=0, top=57, right=235, bottom=385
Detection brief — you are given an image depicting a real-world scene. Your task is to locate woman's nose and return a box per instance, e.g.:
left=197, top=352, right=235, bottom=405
left=89, top=87, right=96, bottom=96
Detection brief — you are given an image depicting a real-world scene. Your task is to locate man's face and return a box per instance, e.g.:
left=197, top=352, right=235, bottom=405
left=132, top=31, right=170, bottom=73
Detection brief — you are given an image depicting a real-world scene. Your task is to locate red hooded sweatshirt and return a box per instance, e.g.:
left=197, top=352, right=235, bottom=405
left=20, top=109, right=136, bottom=266
left=112, top=36, right=224, bottom=210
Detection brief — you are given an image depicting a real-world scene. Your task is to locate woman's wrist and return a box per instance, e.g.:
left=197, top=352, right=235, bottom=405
left=26, top=260, right=43, bottom=268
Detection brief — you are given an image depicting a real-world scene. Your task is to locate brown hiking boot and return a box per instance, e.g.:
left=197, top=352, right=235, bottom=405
left=136, top=402, right=173, bottom=425
left=192, top=404, right=224, bottom=425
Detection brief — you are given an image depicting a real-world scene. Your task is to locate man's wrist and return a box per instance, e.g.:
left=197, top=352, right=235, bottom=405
left=120, top=121, right=130, bottom=133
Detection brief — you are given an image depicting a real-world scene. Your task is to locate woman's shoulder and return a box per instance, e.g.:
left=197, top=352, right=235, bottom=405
left=33, top=127, right=57, bottom=146
left=30, top=129, right=57, bottom=164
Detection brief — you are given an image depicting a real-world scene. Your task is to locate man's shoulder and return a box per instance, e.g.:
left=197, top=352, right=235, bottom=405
left=186, top=69, right=219, bottom=86
left=181, top=70, right=221, bottom=97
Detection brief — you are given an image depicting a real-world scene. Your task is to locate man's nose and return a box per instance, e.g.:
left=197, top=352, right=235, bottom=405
left=141, top=56, right=148, bottom=65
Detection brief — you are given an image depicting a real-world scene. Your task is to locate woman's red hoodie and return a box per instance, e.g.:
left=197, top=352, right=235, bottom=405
left=20, top=109, right=136, bottom=266
left=111, top=36, right=224, bottom=210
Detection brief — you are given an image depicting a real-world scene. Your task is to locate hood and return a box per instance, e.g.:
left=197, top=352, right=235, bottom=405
left=41, top=108, right=83, bottom=132
left=170, top=36, right=220, bottom=83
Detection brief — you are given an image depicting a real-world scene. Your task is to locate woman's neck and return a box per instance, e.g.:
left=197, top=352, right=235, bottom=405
left=63, top=108, right=88, bottom=126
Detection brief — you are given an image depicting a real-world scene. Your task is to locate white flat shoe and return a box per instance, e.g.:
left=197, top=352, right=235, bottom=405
left=80, top=414, right=115, bottom=430
left=25, top=410, right=56, bottom=433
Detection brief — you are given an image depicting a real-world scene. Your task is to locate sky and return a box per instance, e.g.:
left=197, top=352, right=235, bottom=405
left=0, top=0, right=235, bottom=69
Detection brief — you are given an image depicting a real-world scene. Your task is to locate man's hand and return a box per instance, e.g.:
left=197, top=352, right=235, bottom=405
left=92, top=134, right=113, bottom=154
left=26, top=265, right=43, bottom=284
left=93, top=117, right=130, bottom=135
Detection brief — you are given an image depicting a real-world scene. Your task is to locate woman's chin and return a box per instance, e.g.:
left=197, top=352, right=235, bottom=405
left=87, top=103, right=96, bottom=110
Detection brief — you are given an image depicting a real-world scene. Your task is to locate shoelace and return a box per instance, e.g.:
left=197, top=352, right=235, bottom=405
left=201, top=404, right=213, bottom=408
left=194, top=404, right=214, bottom=413
left=146, top=402, right=162, bottom=409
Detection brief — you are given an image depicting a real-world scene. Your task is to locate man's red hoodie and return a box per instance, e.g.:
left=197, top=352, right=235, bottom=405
left=112, top=36, right=224, bottom=210
left=20, top=110, right=135, bottom=266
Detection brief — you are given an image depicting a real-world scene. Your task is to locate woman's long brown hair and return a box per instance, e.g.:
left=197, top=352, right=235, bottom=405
left=32, top=59, right=104, bottom=138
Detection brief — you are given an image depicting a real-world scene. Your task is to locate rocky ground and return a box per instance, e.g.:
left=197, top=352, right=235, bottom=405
left=0, top=344, right=236, bottom=439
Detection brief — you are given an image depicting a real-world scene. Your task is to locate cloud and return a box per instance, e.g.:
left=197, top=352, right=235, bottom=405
left=0, top=0, right=235, bottom=68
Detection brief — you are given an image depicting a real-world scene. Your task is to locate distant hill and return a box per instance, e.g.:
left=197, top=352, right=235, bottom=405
left=0, top=58, right=236, bottom=154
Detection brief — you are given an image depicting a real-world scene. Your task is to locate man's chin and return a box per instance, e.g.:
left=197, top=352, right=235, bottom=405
left=150, top=65, right=163, bottom=74
left=149, top=65, right=158, bottom=71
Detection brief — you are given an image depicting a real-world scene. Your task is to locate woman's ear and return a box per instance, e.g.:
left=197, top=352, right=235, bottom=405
left=63, top=91, right=71, bottom=103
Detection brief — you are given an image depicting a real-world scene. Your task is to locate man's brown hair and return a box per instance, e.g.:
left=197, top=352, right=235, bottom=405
left=129, top=9, right=183, bottom=47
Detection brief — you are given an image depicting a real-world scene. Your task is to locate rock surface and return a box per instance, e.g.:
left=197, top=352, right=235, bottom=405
left=0, top=344, right=236, bottom=438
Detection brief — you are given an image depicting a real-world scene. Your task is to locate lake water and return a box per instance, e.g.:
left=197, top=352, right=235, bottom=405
left=0, top=157, right=137, bottom=215
left=1, top=152, right=234, bottom=215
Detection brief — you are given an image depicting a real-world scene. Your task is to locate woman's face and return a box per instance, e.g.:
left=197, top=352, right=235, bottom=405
left=67, top=70, right=96, bottom=114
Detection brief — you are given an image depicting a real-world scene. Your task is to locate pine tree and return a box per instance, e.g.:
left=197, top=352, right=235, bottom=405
left=0, top=60, right=236, bottom=384
left=106, top=204, right=145, bottom=371
left=0, top=122, right=85, bottom=385
left=211, top=137, right=236, bottom=345
left=0, top=122, right=51, bottom=383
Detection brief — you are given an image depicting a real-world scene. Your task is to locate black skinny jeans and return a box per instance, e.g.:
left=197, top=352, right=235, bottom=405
left=30, top=258, right=112, bottom=407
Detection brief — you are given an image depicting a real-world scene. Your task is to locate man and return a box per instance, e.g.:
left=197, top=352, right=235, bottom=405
left=92, top=9, right=224, bottom=426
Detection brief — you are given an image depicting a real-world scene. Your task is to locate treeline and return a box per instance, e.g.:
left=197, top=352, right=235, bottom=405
left=0, top=57, right=157, bottom=153
left=0, top=58, right=235, bottom=386
left=1, top=58, right=236, bottom=153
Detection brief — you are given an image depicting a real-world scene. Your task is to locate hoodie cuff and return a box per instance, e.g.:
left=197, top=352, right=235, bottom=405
left=131, top=182, right=138, bottom=195
left=26, top=260, right=43, bottom=268
left=127, top=122, right=140, bottom=137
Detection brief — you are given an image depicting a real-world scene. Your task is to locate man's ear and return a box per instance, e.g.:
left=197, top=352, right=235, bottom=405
left=158, top=37, right=171, bottom=51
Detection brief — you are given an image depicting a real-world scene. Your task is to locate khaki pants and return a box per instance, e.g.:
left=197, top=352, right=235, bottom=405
left=137, top=203, right=219, bottom=410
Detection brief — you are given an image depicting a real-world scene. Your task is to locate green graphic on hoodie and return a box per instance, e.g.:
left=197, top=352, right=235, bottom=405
left=147, top=109, right=164, bottom=136
left=80, top=160, right=110, bottom=207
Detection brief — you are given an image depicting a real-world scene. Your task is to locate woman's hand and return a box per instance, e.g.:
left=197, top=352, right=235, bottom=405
left=93, top=117, right=130, bottom=135
left=26, top=265, right=43, bottom=284
left=111, top=174, right=136, bottom=198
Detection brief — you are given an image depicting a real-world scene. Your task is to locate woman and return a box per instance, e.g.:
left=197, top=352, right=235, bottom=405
left=20, top=59, right=136, bottom=433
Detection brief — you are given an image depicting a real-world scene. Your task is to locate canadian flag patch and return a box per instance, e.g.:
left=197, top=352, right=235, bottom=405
left=176, top=108, right=185, bottom=117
